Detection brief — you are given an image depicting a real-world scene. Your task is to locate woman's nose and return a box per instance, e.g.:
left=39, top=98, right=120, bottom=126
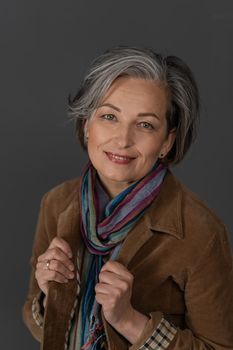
left=114, top=125, right=134, bottom=148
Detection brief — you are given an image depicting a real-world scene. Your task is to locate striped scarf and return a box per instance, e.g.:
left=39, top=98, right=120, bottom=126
left=71, top=160, right=167, bottom=349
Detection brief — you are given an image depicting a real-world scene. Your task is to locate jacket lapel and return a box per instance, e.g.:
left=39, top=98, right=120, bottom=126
left=145, top=169, right=184, bottom=239
left=43, top=189, right=83, bottom=350
left=116, top=169, right=184, bottom=267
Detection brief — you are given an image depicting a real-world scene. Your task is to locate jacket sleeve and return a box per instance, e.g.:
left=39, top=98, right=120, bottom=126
left=129, top=227, right=233, bottom=350
left=22, top=193, right=51, bottom=343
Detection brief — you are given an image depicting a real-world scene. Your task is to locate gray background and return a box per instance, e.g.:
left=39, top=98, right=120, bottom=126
left=1, top=0, right=232, bottom=349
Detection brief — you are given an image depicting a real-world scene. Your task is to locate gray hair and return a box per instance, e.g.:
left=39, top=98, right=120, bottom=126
left=68, top=45, right=200, bottom=165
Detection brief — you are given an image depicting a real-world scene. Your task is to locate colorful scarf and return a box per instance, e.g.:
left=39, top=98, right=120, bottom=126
left=70, top=160, right=167, bottom=349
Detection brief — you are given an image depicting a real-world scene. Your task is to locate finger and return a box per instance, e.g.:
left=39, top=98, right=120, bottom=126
left=36, top=259, right=75, bottom=280
left=95, top=282, right=120, bottom=296
left=95, top=291, right=117, bottom=307
left=35, top=269, right=68, bottom=295
left=98, top=272, right=130, bottom=293
left=49, top=237, right=73, bottom=258
left=37, top=247, right=74, bottom=271
left=99, top=270, right=121, bottom=284
left=100, top=262, right=133, bottom=283
left=101, top=261, right=130, bottom=275
left=36, top=268, right=69, bottom=285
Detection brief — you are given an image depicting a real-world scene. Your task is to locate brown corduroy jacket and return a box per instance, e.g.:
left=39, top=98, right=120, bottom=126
left=22, top=170, right=233, bottom=349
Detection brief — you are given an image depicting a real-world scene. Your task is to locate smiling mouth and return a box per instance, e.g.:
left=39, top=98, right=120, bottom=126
left=105, top=152, right=136, bottom=163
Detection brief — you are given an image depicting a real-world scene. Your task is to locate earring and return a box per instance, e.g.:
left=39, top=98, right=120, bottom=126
left=160, top=153, right=164, bottom=158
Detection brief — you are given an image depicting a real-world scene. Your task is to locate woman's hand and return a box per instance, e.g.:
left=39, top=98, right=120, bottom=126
left=95, top=261, right=134, bottom=326
left=35, top=237, right=75, bottom=298
left=95, top=261, right=149, bottom=344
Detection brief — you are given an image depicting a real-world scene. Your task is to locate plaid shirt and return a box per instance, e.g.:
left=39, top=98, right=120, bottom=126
left=139, top=317, right=177, bottom=349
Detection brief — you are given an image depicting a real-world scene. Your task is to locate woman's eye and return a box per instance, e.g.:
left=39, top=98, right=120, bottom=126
left=139, top=122, right=154, bottom=130
left=101, top=114, right=115, bottom=121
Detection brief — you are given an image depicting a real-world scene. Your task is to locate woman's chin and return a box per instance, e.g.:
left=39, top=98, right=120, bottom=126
left=97, top=171, right=137, bottom=189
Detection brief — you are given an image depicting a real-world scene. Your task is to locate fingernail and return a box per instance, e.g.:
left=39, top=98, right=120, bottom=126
left=68, top=252, right=72, bottom=258
left=69, top=264, right=74, bottom=271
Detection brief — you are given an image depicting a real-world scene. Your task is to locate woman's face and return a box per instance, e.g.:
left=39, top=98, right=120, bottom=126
left=85, top=76, right=176, bottom=197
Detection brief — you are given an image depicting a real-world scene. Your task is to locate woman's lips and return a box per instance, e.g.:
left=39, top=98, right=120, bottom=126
left=105, top=152, right=136, bottom=164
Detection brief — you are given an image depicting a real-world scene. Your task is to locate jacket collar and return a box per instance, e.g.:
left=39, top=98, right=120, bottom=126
left=144, top=169, right=184, bottom=240
left=113, top=169, right=184, bottom=268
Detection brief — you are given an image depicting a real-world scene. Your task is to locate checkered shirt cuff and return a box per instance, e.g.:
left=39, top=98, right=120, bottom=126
left=32, top=293, right=45, bottom=328
left=139, top=317, right=177, bottom=349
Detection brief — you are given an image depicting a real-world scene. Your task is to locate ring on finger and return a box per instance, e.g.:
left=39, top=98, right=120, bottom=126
left=45, top=259, right=51, bottom=270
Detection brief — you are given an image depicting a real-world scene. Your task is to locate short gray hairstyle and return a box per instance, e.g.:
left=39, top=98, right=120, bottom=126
left=68, top=45, right=200, bottom=165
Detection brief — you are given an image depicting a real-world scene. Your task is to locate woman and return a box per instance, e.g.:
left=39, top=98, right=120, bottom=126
left=22, top=46, right=233, bottom=350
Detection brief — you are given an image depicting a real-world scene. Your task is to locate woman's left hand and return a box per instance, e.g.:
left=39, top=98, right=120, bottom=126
left=95, top=260, right=135, bottom=328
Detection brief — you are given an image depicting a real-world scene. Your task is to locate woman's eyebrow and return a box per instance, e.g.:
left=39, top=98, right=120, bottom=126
left=98, top=103, right=160, bottom=120
left=99, top=103, right=121, bottom=112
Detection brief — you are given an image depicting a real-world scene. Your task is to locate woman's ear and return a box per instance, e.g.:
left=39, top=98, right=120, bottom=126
left=84, top=119, right=89, bottom=144
left=160, top=129, right=176, bottom=158
left=84, top=120, right=89, bottom=138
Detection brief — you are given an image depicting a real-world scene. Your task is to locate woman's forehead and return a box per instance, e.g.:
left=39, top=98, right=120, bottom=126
left=97, top=77, right=170, bottom=113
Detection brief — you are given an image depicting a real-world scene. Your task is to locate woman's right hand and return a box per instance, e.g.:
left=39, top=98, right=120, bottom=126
left=35, top=237, right=75, bottom=300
